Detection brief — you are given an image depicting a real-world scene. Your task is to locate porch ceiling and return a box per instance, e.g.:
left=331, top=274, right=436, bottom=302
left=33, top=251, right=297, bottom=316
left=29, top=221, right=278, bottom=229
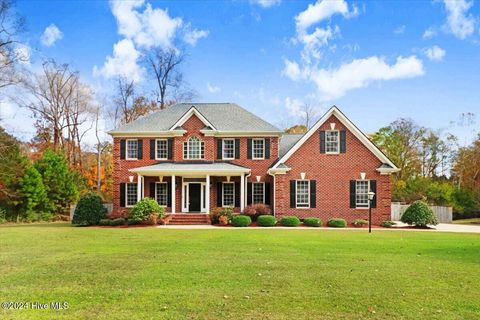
left=129, top=162, right=251, bottom=176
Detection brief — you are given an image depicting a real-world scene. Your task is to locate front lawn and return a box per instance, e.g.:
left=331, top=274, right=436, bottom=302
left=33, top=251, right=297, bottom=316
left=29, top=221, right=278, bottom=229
left=0, top=223, right=479, bottom=319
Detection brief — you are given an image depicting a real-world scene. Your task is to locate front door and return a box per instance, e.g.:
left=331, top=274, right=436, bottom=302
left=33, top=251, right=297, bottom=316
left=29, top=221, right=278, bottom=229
left=188, top=183, right=201, bottom=212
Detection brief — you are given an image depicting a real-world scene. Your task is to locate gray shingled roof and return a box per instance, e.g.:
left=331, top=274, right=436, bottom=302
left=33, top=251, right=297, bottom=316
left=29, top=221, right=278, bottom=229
left=110, top=103, right=281, bottom=133
left=130, top=162, right=251, bottom=174
left=279, top=134, right=304, bottom=157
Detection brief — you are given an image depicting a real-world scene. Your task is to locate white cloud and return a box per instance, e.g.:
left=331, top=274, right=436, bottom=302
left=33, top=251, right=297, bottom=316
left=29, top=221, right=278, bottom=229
left=285, top=97, right=303, bottom=115
left=206, top=82, right=221, bottom=93
left=394, top=25, right=406, bottom=34
left=250, top=0, right=281, bottom=8
left=15, top=44, right=30, bottom=65
left=442, top=0, right=476, bottom=39
left=423, top=45, right=446, bottom=61
left=41, top=24, right=63, bottom=47
left=295, top=0, right=356, bottom=33
left=183, top=24, right=209, bottom=46
left=299, top=25, right=339, bottom=61
left=422, top=27, right=436, bottom=39
left=282, top=59, right=304, bottom=81
left=94, top=39, right=143, bottom=83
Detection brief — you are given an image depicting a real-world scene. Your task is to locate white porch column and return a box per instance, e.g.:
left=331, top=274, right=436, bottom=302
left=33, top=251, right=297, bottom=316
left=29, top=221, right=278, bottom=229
left=206, top=175, right=210, bottom=214
left=137, top=175, right=142, bottom=202
left=171, top=175, right=176, bottom=214
left=240, top=174, right=245, bottom=212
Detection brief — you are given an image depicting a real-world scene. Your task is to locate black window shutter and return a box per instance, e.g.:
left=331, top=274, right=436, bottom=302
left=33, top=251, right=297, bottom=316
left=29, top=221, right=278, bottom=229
left=120, top=139, right=126, bottom=159
left=370, top=180, right=377, bottom=208
left=167, top=182, right=172, bottom=207
left=217, top=139, right=222, bottom=160
left=247, top=139, right=252, bottom=159
left=137, top=139, right=143, bottom=159
left=290, top=180, right=296, bottom=208
left=265, top=138, right=270, bottom=159
left=320, top=131, right=326, bottom=153
left=265, top=183, right=271, bottom=205
left=150, top=182, right=155, bottom=200
left=167, top=138, right=174, bottom=160
left=235, top=139, right=240, bottom=159
left=340, top=130, right=346, bottom=153
left=247, top=182, right=252, bottom=205
left=150, top=140, right=155, bottom=159
left=216, top=182, right=222, bottom=207
left=310, top=180, right=316, bottom=208
left=120, top=183, right=126, bottom=207
left=350, top=180, right=356, bottom=208
left=235, top=182, right=240, bottom=207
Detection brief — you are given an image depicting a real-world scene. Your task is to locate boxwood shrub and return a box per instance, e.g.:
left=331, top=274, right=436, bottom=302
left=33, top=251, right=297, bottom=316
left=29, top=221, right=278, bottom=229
left=99, top=219, right=110, bottom=226
left=257, top=215, right=277, bottom=227
left=352, top=219, right=368, bottom=227
left=401, top=201, right=438, bottom=227
left=303, top=217, right=321, bottom=227
left=129, top=197, right=164, bottom=223
left=327, top=218, right=347, bottom=228
left=72, top=192, right=107, bottom=226
left=280, top=216, right=301, bottom=227
left=110, top=218, right=125, bottom=226
left=381, top=220, right=396, bottom=228
left=230, top=215, right=252, bottom=227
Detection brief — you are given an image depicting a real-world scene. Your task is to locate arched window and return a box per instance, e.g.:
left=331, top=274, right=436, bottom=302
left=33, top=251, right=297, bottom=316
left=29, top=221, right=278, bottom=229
left=183, top=136, right=204, bottom=159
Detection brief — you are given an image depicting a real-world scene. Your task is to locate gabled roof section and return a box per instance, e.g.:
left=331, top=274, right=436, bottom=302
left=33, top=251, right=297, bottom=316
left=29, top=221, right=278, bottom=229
left=279, top=134, right=304, bottom=158
left=169, top=106, right=217, bottom=131
left=271, top=106, right=399, bottom=171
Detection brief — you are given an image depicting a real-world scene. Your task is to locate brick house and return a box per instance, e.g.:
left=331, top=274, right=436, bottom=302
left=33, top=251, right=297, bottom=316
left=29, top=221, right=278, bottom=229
left=109, top=103, right=398, bottom=224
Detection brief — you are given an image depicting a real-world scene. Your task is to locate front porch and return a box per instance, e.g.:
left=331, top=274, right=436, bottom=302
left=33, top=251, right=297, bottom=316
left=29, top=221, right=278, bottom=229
left=129, top=162, right=252, bottom=214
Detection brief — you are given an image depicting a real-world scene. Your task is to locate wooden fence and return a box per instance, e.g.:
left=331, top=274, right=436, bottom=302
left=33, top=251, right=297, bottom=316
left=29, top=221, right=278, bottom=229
left=391, top=203, right=452, bottom=223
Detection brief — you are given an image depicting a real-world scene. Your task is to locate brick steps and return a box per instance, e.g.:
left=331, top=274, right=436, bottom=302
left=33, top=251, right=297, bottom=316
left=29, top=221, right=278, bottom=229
left=168, top=214, right=210, bottom=225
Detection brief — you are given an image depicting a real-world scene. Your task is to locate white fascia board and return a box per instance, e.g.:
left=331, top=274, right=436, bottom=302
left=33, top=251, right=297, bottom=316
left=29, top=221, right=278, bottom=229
left=129, top=168, right=251, bottom=176
left=108, top=130, right=186, bottom=137
left=169, top=106, right=217, bottom=131
left=271, top=106, right=399, bottom=170
left=201, top=131, right=282, bottom=137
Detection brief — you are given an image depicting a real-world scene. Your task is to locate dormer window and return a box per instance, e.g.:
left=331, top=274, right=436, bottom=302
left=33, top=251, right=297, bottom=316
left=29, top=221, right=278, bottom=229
left=183, top=136, right=204, bottom=159
left=325, top=130, right=339, bottom=154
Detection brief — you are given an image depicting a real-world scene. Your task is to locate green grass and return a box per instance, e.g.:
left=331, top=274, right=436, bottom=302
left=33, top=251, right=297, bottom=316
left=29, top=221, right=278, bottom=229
left=0, top=223, right=479, bottom=319
left=453, top=218, right=480, bottom=225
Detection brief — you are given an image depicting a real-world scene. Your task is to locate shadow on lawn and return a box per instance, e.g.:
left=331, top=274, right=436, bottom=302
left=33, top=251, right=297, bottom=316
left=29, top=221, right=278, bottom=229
left=0, top=222, right=72, bottom=228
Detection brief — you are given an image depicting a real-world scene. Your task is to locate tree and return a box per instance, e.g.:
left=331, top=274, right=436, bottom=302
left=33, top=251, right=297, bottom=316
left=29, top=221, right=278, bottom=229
left=419, top=131, right=456, bottom=178
left=284, top=124, right=307, bottom=134
left=300, top=103, right=319, bottom=129
left=452, top=134, right=480, bottom=192
left=19, top=164, right=48, bottom=217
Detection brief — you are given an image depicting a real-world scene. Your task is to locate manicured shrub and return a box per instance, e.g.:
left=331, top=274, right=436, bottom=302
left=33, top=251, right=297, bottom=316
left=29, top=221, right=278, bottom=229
left=280, top=216, right=301, bottom=227
left=381, top=220, right=396, bottom=228
left=352, top=219, right=368, bottom=227
left=242, top=204, right=271, bottom=222
left=99, top=219, right=110, bottom=226
left=110, top=218, right=125, bottom=226
left=401, top=200, right=438, bottom=227
left=230, top=215, right=252, bottom=227
left=127, top=219, right=140, bottom=225
left=303, top=217, right=321, bottom=227
left=327, top=218, right=347, bottom=228
left=129, top=197, right=164, bottom=223
left=210, top=207, right=234, bottom=225
left=72, top=193, right=107, bottom=226
left=257, top=215, right=276, bottom=227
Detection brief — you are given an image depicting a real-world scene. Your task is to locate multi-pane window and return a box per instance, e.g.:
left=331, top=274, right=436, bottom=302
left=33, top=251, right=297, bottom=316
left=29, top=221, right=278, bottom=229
left=252, top=182, right=265, bottom=204
left=156, top=139, right=168, bottom=160
left=183, top=136, right=204, bottom=159
left=222, top=182, right=235, bottom=207
left=155, top=183, right=168, bottom=207
left=126, top=183, right=138, bottom=207
left=296, top=180, right=310, bottom=208
left=252, top=139, right=265, bottom=159
left=356, top=180, right=370, bottom=208
left=223, top=139, right=235, bottom=160
left=325, top=131, right=339, bottom=153
left=126, top=139, right=138, bottom=159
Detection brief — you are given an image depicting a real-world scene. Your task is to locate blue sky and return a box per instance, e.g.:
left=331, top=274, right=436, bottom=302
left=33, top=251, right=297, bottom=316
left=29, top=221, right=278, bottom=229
left=2, top=0, right=480, bottom=146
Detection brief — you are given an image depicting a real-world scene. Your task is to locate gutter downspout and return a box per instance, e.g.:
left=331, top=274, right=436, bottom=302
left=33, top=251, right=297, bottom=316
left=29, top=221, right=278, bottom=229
left=267, top=170, right=276, bottom=217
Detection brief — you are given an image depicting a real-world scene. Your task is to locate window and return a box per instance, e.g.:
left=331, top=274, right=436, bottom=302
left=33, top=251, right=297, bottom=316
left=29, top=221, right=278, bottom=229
left=325, top=130, right=339, bottom=153
left=252, top=182, right=265, bottom=204
left=222, top=182, right=235, bottom=207
left=126, top=183, right=138, bottom=207
left=155, top=183, right=168, bottom=207
left=222, top=139, right=235, bottom=160
left=356, top=180, right=370, bottom=209
left=183, top=136, right=204, bottom=159
left=156, top=139, right=168, bottom=160
left=252, top=139, right=265, bottom=159
left=126, top=139, right=138, bottom=159
left=296, top=180, right=310, bottom=208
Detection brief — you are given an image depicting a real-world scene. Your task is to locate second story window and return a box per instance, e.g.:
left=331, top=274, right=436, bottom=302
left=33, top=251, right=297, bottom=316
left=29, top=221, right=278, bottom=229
left=222, top=139, right=235, bottom=160
left=325, top=130, right=339, bottom=153
left=183, top=136, right=204, bottom=159
left=156, top=139, right=168, bottom=160
left=252, top=138, right=265, bottom=160
left=126, top=139, right=138, bottom=160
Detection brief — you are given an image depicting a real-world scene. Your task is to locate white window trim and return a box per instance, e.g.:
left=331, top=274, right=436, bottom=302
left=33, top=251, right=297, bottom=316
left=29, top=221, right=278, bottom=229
left=355, top=180, right=370, bottom=210
left=252, top=182, right=265, bottom=204
left=252, top=138, right=265, bottom=160
left=222, top=139, right=235, bottom=160
left=222, top=182, right=235, bottom=207
left=155, top=139, right=168, bottom=160
left=155, top=182, right=168, bottom=207
left=325, top=130, right=340, bottom=154
left=125, top=139, right=138, bottom=160
left=295, top=180, right=310, bottom=209
left=125, top=182, right=138, bottom=207
left=183, top=136, right=205, bottom=160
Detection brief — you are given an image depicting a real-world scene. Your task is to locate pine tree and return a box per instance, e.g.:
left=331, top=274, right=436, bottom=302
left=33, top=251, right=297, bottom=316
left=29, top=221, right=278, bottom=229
left=19, top=165, right=48, bottom=216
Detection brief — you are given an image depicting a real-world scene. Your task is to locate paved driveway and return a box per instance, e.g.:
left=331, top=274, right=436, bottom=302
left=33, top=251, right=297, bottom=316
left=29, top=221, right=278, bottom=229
left=393, top=222, right=480, bottom=234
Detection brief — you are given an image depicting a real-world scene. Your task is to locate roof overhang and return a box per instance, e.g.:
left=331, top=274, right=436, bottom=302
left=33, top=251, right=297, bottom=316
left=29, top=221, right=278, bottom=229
left=129, top=163, right=251, bottom=177
left=376, top=167, right=400, bottom=175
